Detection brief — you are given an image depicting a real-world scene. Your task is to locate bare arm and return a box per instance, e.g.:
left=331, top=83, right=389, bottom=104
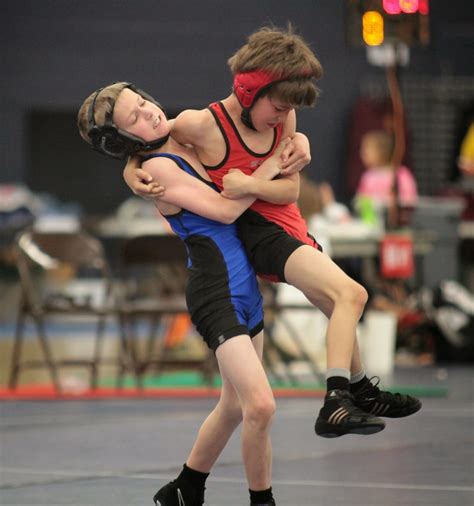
left=171, top=109, right=209, bottom=147
left=280, top=132, right=311, bottom=176
left=222, top=170, right=300, bottom=204
left=279, top=110, right=311, bottom=175
left=123, top=156, right=164, bottom=199
left=222, top=113, right=301, bottom=204
left=146, top=140, right=286, bottom=224
left=123, top=108, right=308, bottom=204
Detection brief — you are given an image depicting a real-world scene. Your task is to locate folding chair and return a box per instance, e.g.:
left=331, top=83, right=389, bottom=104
left=261, top=281, right=325, bottom=385
left=116, top=234, right=215, bottom=388
left=8, top=229, right=116, bottom=392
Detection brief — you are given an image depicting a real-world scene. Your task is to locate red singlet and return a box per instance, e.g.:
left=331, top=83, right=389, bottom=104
left=204, top=101, right=315, bottom=245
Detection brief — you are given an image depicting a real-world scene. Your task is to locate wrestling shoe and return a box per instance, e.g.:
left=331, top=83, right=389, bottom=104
left=315, top=389, right=385, bottom=438
left=153, top=479, right=205, bottom=506
left=352, top=376, right=422, bottom=418
left=251, top=500, right=276, bottom=505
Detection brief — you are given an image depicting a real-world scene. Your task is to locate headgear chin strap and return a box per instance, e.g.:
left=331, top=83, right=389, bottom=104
left=87, top=82, right=170, bottom=160
left=233, top=70, right=285, bottom=130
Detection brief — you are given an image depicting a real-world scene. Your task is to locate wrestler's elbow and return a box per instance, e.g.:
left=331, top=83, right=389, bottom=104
left=219, top=206, right=242, bottom=224
left=220, top=211, right=238, bottom=225
left=282, top=185, right=299, bottom=204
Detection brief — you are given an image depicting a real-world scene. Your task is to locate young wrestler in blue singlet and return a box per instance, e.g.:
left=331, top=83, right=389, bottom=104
left=77, top=81, right=288, bottom=506
left=142, top=153, right=264, bottom=351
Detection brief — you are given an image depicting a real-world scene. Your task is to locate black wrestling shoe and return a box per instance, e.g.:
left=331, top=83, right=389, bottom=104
left=315, top=389, right=385, bottom=438
left=352, top=377, right=422, bottom=418
left=251, top=500, right=276, bottom=506
left=153, top=480, right=205, bottom=506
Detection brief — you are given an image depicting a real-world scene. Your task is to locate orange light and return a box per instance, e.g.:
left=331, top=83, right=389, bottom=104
left=362, top=11, right=384, bottom=46
left=400, top=0, right=419, bottom=13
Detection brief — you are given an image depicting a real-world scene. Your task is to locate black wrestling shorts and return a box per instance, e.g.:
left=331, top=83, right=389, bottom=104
left=237, top=209, right=322, bottom=283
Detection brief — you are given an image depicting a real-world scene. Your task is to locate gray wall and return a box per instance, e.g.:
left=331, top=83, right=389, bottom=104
left=2, top=1, right=473, bottom=213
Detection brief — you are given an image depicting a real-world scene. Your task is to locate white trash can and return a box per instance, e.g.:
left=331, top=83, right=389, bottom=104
left=360, top=310, right=397, bottom=378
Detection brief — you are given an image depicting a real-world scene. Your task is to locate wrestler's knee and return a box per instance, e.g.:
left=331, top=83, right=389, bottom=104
left=243, top=391, right=276, bottom=430
left=338, top=280, right=368, bottom=314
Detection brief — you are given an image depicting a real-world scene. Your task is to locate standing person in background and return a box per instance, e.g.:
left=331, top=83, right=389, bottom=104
left=355, top=129, right=418, bottom=227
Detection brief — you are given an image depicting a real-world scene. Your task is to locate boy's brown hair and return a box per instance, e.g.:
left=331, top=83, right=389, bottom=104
left=228, top=25, right=323, bottom=107
left=77, top=82, right=129, bottom=144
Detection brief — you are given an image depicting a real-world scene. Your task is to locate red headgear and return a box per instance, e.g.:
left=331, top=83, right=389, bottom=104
left=233, top=70, right=285, bottom=109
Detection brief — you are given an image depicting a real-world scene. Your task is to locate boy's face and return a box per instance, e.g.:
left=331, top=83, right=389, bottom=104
left=113, top=88, right=169, bottom=141
left=249, top=95, right=293, bottom=132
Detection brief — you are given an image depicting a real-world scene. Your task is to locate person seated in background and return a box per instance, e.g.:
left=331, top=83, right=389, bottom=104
left=296, top=175, right=355, bottom=257
left=298, top=143, right=423, bottom=353
left=298, top=175, right=352, bottom=225
left=353, top=130, right=427, bottom=353
left=355, top=130, right=418, bottom=228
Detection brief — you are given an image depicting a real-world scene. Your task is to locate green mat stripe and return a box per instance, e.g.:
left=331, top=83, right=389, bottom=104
left=100, top=372, right=448, bottom=397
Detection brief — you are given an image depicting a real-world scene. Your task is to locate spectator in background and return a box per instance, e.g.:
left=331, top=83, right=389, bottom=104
left=441, top=113, right=474, bottom=221
left=356, top=130, right=418, bottom=227
left=298, top=175, right=352, bottom=225
left=457, top=121, right=474, bottom=177
left=355, top=131, right=426, bottom=357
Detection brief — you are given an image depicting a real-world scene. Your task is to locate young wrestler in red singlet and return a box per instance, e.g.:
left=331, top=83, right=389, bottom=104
left=124, top=25, right=421, bottom=506
left=203, top=97, right=321, bottom=282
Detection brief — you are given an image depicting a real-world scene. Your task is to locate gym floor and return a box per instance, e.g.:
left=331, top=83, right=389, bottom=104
left=1, top=366, right=473, bottom=506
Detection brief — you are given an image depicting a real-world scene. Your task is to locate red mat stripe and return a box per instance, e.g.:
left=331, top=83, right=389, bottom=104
left=0, top=385, right=325, bottom=401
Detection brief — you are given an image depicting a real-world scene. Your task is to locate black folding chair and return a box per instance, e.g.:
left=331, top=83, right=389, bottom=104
left=260, top=281, right=324, bottom=385
left=116, top=234, right=216, bottom=388
left=9, top=229, right=117, bottom=392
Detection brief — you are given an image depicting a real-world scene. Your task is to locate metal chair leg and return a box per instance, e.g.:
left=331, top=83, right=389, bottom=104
left=8, top=309, right=26, bottom=389
left=276, top=313, right=324, bottom=383
left=32, top=314, right=61, bottom=392
left=116, top=313, right=141, bottom=389
left=91, top=313, right=107, bottom=389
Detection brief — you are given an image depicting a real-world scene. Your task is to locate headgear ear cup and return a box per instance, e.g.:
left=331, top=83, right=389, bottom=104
left=85, top=83, right=169, bottom=160
left=233, top=70, right=286, bottom=130
left=233, top=70, right=284, bottom=109
left=99, top=126, right=129, bottom=159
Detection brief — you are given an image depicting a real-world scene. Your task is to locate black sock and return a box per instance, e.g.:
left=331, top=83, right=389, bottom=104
left=176, top=463, right=209, bottom=494
left=350, top=375, right=369, bottom=394
left=249, top=487, right=274, bottom=504
left=326, top=376, right=349, bottom=392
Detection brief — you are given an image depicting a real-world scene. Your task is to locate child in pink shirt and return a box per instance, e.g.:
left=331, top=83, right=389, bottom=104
left=357, top=130, right=418, bottom=207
